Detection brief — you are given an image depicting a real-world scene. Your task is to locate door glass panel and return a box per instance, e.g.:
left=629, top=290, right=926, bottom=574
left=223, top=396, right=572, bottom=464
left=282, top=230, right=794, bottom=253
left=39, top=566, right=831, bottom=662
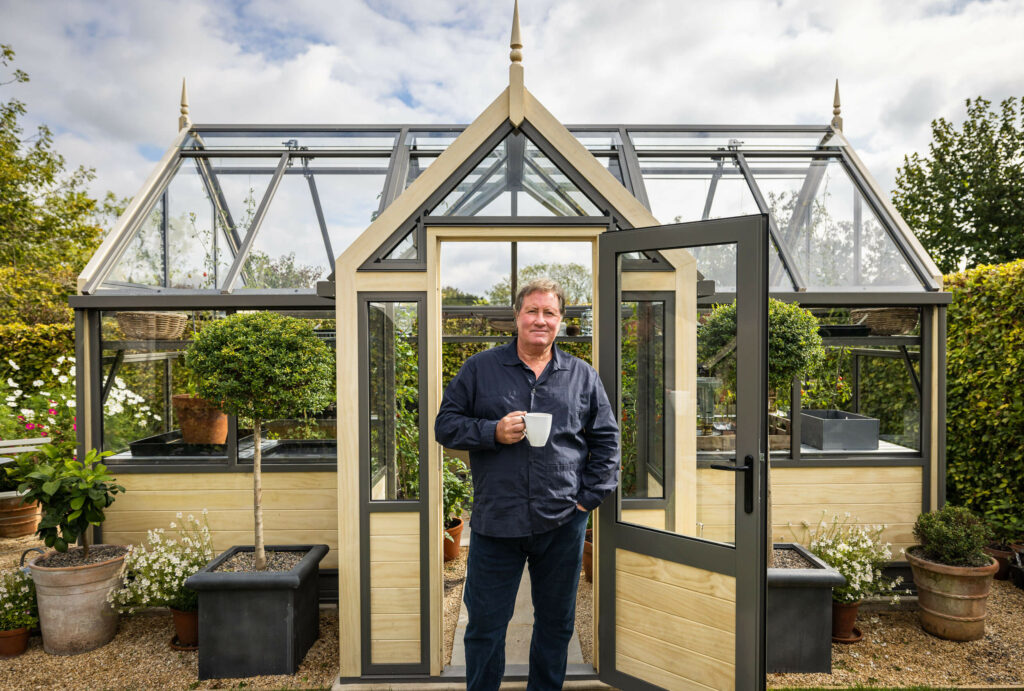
left=616, top=244, right=737, bottom=545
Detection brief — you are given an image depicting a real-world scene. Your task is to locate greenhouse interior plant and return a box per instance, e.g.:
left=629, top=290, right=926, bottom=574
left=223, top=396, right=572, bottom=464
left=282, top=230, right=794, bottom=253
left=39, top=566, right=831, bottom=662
left=442, top=453, right=472, bottom=562
left=182, top=311, right=333, bottom=679
left=907, top=505, right=998, bottom=641
left=0, top=567, right=38, bottom=658
left=110, top=511, right=214, bottom=649
left=6, top=441, right=126, bottom=655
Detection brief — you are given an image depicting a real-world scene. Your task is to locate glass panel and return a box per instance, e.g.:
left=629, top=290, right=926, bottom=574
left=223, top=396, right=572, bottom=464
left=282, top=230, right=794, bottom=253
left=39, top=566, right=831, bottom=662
left=190, top=130, right=398, bottom=150
left=620, top=300, right=667, bottom=501
left=569, top=130, right=621, bottom=151
left=368, top=302, right=420, bottom=501
left=384, top=229, right=417, bottom=261
left=405, top=130, right=463, bottom=151
left=750, top=158, right=923, bottom=290
left=406, top=154, right=438, bottom=187
left=104, top=199, right=165, bottom=287
left=312, top=170, right=388, bottom=257
left=441, top=242, right=510, bottom=306
left=516, top=242, right=593, bottom=306
left=204, top=159, right=276, bottom=289
left=629, top=130, right=834, bottom=151
left=431, top=132, right=601, bottom=217
left=616, top=244, right=738, bottom=545
left=166, top=160, right=216, bottom=289
left=239, top=173, right=329, bottom=290
left=100, top=310, right=226, bottom=462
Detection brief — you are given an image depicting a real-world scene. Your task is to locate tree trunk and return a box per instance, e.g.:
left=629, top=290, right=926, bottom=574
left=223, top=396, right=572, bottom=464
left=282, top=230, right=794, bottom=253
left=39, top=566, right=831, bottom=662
left=253, top=418, right=266, bottom=570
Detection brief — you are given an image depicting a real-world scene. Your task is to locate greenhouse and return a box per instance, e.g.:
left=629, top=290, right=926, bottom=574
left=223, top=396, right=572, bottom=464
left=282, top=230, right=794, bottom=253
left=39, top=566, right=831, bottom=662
left=70, top=14, right=949, bottom=690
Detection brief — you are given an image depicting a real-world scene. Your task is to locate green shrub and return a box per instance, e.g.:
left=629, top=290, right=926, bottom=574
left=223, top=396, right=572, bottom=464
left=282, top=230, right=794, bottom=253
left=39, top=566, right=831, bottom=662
left=944, top=260, right=1024, bottom=542
left=0, top=323, right=75, bottom=389
left=442, top=453, right=473, bottom=531
left=912, top=505, right=991, bottom=567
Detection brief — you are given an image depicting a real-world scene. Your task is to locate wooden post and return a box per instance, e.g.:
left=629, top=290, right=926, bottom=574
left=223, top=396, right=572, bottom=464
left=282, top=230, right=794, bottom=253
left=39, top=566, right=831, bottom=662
left=179, top=78, right=191, bottom=131
left=831, top=79, right=843, bottom=132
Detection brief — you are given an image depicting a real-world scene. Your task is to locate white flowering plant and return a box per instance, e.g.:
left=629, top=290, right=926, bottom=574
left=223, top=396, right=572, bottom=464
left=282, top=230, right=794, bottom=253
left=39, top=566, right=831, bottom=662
left=0, top=568, right=38, bottom=631
left=110, top=511, right=214, bottom=613
left=796, top=512, right=904, bottom=604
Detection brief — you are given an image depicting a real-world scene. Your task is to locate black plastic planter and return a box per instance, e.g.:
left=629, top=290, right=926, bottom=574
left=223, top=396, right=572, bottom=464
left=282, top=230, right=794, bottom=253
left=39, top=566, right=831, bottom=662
left=767, top=543, right=846, bottom=673
left=186, top=544, right=329, bottom=680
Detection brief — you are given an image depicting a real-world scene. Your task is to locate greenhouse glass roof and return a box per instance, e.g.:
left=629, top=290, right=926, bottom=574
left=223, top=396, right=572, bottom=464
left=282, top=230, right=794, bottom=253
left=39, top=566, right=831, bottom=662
left=80, top=123, right=941, bottom=296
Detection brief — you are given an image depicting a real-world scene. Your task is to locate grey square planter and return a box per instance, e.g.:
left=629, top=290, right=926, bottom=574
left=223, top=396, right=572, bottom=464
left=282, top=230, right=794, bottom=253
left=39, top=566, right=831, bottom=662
left=768, top=543, right=846, bottom=673
left=801, top=409, right=880, bottom=450
left=186, top=544, right=329, bottom=680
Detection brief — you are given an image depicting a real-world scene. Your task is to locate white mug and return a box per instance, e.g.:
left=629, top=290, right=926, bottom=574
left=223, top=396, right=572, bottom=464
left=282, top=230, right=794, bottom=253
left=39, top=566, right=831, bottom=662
left=520, top=412, right=552, bottom=447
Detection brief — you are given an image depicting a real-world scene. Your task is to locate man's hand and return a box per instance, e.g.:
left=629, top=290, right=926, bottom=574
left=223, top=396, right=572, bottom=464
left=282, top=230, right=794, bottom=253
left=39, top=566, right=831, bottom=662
left=495, top=410, right=528, bottom=445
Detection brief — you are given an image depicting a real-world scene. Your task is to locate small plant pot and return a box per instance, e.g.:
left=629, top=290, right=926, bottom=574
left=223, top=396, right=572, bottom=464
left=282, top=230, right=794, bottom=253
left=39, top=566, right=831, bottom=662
left=984, top=544, right=1013, bottom=580
left=831, top=600, right=863, bottom=643
left=170, top=608, right=198, bottom=649
left=0, top=491, right=41, bottom=538
left=582, top=538, right=593, bottom=583
left=0, top=627, right=30, bottom=658
left=907, top=548, right=998, bottom=641
left=171, top=395, right=227, bottom=445
left=443, top=517, right=464, bottom=562
left=29, top=546, right=127, bottom=655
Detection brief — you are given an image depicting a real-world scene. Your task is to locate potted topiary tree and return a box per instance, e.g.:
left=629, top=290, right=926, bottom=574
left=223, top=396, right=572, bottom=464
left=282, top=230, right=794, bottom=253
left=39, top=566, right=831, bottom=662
left=907, top=505, right=998, bottom=641
left=182, top=311, right=333, bottom=679
left=6, top=441, right=126, bottom=654
left=442, top=454, right=473, bottom=562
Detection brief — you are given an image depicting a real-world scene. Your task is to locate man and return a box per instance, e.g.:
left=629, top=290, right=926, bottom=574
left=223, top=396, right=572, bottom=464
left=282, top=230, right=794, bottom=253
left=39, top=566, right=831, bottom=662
left=435, top=278, right=619, bottom=691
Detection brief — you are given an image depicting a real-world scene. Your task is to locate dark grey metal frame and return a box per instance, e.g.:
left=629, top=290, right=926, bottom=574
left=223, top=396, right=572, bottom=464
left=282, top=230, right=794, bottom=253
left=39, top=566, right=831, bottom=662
left=597, top=215, right=768, bottom=690
left=357, top=292, right=430, bottom=676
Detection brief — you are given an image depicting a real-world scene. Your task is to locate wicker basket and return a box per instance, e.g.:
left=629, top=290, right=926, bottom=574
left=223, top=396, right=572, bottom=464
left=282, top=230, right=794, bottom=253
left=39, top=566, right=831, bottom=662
left=116, top=311, right=188, bottom=340
left=850, top=307, right=918, bottom=336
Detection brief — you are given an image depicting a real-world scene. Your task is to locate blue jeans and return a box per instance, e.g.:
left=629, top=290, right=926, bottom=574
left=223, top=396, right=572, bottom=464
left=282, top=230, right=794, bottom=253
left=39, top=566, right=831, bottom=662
left=463, top=510, right=588, bottom=691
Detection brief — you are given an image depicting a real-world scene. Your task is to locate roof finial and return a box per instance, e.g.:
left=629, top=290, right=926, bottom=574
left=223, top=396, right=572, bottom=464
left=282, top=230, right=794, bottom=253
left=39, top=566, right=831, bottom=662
left=831, top=78, right=843, bottom=131
left=510, top=0, right=523, bottom=64
left=179, top=78, right=191, bottom=131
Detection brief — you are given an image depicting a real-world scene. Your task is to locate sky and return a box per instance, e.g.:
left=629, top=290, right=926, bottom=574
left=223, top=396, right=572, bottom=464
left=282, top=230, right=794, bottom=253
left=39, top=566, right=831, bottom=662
left=2, top=0, right=1023, bottom=292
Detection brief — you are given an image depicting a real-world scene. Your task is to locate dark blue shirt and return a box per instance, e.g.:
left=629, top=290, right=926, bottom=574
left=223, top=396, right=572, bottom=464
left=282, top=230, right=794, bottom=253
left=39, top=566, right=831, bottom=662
left=434, top=339, right=620, bottom=538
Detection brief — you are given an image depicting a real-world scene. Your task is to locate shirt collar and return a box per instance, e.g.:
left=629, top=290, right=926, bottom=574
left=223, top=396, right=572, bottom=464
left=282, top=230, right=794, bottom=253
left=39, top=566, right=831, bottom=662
left=500, top=338, right=566, bottom=371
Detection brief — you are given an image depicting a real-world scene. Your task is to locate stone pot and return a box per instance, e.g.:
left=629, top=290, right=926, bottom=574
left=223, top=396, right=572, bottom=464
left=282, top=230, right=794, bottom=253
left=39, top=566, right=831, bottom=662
left=0, top=627, right=30, bottom=658
left=171, top=608, right=198, bottom=648
left=443, top=517, right=464, bottom=562
left=907, top=548, right=998, bottom=641
left=984, top=544, right=1013, bottom=580
left=29, top=546, right=126, bottom=655
left=831, top=600, right=862, bottom=642
left=0, top=490, right=41, bottom=538
left=171, top=395, right=227, bottom=445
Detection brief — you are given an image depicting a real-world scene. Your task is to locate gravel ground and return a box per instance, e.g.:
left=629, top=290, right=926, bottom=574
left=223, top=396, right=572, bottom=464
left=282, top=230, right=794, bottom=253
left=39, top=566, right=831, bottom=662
left=768, top=579, right=1024, bottom=689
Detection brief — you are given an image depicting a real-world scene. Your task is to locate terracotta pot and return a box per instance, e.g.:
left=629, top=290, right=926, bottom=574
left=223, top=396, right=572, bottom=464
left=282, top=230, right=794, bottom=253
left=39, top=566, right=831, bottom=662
left=171, top=395, right=227, bottom=444
left=583, top=539, right=593, bottom=583
left=171, top=608, right=198, bottom=647
left=0, top=627, right=30, bottom=658
left=984, top=544, right=1013, bottom=580
left=29, top=546, right=126, bottom=655
left=907, top=548, right=998, bottom=641
left=0, top=491, right=41, bottom=538
left=831, top=600, right=861, bottom=641
left=443, top=517, right=464, bottom=562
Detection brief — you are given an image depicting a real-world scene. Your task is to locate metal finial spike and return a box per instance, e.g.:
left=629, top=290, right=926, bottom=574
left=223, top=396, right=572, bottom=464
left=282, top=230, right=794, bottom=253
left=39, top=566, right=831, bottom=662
left=179, top=78, right=191, bottom=130
left=831, top=79, right=843, bottom=131
left=510, top=0, right=523, bottom=64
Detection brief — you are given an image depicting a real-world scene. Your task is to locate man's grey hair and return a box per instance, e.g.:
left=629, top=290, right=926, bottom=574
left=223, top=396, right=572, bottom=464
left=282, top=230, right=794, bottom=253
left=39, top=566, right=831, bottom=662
left=514, top=278, right=565, bottom=315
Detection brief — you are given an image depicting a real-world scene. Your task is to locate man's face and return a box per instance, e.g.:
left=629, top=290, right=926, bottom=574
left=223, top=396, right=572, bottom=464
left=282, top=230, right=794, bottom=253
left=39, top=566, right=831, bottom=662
left=516, top=290, right=562, bottom=350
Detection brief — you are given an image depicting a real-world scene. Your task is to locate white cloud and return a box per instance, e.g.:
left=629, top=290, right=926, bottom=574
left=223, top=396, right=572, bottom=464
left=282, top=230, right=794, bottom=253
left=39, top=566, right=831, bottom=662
left=2, top=0, right=1022, bottom=212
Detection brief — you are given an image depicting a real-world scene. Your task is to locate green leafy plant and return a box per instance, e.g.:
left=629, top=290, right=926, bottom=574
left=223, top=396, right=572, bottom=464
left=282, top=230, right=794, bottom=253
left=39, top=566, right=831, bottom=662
left=109, top=511, right=214, bottom=613
left=944, top=260, right=1024, bottom=542
left=184, top=312, right=334, bottom=570
left=5, top=441, right=124, bottom=558
left=794, top=512, right=903, bottom=604
left=0, top=568, right=37, bottom=631
left=698, top=298, right=824, bottom=400
left=912, top=505, right=991, bottom=568
left=442, top=453, right=473, bottom=534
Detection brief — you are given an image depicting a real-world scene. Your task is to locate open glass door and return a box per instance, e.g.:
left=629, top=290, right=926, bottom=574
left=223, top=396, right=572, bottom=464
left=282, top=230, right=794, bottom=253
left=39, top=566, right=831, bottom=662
left=597, top=214, right=769, bottom=690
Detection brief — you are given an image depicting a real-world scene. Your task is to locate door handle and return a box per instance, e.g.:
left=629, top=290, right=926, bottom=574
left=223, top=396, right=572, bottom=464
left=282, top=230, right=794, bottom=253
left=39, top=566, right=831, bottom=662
left=709, top=455, right=754, bottom=514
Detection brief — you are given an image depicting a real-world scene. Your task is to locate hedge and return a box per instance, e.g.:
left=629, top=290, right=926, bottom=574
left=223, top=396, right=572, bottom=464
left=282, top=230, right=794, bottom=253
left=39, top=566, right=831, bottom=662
left=944, top=259, right=1024, bottom=542
left=0, top=323, right=76, bottom=389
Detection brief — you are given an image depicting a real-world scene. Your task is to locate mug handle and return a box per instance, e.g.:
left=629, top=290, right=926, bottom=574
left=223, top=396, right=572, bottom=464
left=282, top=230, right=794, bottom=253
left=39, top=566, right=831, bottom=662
left=520, top=414, right=528, bottom=441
